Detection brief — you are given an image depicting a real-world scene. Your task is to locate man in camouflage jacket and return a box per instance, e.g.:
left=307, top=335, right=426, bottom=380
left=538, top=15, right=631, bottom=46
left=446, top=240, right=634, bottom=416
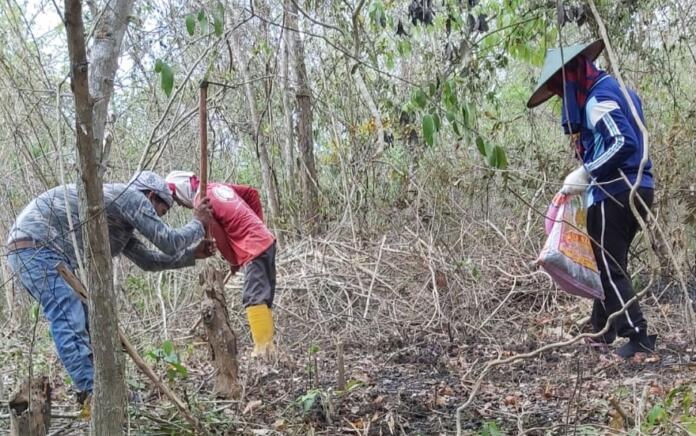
left=6, top=171, right=214, bottom=402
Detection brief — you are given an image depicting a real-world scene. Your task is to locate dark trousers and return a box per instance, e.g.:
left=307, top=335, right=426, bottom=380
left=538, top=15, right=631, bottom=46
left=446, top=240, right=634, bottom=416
left=587, top=188, right=653, bottom=339
left=242, top=242, right=277, bottom=308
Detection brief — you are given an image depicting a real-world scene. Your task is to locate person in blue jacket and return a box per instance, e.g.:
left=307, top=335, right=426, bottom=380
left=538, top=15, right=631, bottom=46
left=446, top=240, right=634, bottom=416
left=528, top=40, right=656, bottom=358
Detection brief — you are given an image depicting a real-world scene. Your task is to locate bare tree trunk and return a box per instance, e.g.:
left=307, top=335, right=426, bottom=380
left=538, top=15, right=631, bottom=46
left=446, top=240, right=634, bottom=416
left=9, top=376, right=51, bottom=436
left=200, top=268, right=240, bottom=399
left=228, top=32, right=281, bottom=226
left=88, top=0, right=135, bottom=173
left=279, top=27, right=296, bottom=197
left=285, top=0, right=320, bottom=233
left=64, top=1, right=125, bottom=432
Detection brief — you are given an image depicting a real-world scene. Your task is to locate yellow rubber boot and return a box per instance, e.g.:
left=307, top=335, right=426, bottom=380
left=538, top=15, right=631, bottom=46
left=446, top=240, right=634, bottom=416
left=246, top=304, right=275, bottom=358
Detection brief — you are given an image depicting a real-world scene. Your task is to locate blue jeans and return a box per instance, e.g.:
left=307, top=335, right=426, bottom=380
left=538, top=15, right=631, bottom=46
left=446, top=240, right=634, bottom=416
left=7, top=247, right=94, bottom=393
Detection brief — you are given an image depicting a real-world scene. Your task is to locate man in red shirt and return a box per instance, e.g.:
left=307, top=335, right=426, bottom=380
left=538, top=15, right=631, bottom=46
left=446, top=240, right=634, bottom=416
left=166, top=171, right=276, bottom=357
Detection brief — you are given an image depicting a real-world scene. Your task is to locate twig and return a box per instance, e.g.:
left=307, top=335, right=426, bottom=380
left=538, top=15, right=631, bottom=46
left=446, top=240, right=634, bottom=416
left=156, top=271, right=168, bottom=339
left=336, top=341, right=345, bottom=391
left=479, top=277, right=517, bottom=330
left=363, top=235, right=386, bottom=319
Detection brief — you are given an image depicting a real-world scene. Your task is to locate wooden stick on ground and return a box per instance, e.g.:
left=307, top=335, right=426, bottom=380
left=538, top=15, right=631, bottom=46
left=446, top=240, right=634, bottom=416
left=56, top=264, right=204, bottom=434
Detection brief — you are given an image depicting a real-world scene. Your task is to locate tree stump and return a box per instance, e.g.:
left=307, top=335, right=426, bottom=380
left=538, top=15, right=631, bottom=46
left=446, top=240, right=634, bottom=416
left=200, top=267, right=240, bottom=399
left=9, top=376, right=51, bottom=436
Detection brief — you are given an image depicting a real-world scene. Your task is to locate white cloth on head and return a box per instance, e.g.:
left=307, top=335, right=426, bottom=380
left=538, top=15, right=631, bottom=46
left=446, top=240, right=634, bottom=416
left=128, top=170, right=174, bottom=207
left=165, top=171, right=197, bottom=208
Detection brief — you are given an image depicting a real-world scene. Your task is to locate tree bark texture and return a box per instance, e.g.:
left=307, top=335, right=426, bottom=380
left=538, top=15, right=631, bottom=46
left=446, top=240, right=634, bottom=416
left=88, top=0, right=135, bottom=174
left=279, top=28, right=296, bottom=197
left=9, top=376, right=51, bottom=436
left=64, top=0, right=126, bottom=432
left=200, top=267, right=240, bottom=399
left=286, top=0, right=320, bottom=234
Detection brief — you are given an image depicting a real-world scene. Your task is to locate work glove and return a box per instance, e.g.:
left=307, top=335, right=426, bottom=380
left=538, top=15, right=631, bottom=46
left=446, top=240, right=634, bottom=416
left=560, top=165, right=589, bottom=196
left=246, top=304, right=276, bottom=360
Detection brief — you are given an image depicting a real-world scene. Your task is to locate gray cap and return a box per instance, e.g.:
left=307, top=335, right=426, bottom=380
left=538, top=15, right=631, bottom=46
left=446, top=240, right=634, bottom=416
left=129, top=170, right=174, bottom=207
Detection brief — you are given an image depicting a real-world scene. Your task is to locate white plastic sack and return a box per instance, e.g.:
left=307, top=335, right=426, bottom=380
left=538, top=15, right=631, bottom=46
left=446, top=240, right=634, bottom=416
left=538, top=193, right=604, bottom=300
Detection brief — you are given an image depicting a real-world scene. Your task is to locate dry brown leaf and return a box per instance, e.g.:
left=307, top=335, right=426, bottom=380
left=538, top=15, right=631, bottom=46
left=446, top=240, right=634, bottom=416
left=649, top=382, right=665, bottom=397
left=504, top=395, right=518, bottom=406
left=645, top=354, right=660, bottom=363
left=372, top=395, right=385, bottom=407
left=272, top=419, right=286, bottom=430
left=542, top=382, right=554, bottom=399
left=243, top=399, right=263, bottom=415
left=632, top=352, right=648, bottom=364
left=609, top=412, right=624, bottom=431
left=439, top=385, right=454, bottom=396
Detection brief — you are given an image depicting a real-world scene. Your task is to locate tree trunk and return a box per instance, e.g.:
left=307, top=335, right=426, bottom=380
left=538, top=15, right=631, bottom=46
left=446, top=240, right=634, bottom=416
left=286, top=0, right=320, bottom=234
left=9, top=376, right=51, bottom=436
left=64, top=1, right=126, bottom=432
left=200, top=267, right=240, bottom=399
left=279, top=27, right=296, bottom=198
left=88, top=0, right=135, bottom=174
left=228, top=32, right=281, bottom=226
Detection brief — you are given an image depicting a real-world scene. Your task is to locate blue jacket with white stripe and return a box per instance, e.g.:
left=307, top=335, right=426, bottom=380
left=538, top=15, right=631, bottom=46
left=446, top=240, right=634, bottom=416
left=580, top=75, right=654, bottom=206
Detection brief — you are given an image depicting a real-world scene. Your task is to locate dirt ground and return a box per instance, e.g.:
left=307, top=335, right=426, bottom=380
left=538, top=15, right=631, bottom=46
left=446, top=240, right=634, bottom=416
left=1, top=238, right=695, bottom=435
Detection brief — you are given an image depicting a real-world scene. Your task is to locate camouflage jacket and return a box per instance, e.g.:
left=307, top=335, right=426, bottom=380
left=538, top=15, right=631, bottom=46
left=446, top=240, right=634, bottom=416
left=7, top=184, right=204, bottom=271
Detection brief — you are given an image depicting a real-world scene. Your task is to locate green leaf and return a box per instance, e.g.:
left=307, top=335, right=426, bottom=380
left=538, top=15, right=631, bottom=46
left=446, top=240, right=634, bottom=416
left=432, top=113, right=441, bottom=132
left=185, top=14, right=195, bottom=36
left=681, top=417, right=696, bottom=434
left=412, top=89, right=427, bottom=109
left=162, top=340, right=174, bottom=356
left=422, top=114, right=435, bottom=146
left=646, top=404, right=666, bottom=425
left=345, top=380, right=363, bottom=391
left=462, top=104, right=470, bottom=129
left=385, top=52, right=395, bottom=70
left=428, top=83, right=437, bottom=96
left=154, top=59, right=163, bottom=73
left=368, top=0, right=386, bottom=28
left=31, top=303, right=39, bottom=322
left=213, top=2, right=224, bottom=37
left=493, top=145, right=508, bottom=170
left=481, top=421, right=502, bottom=436
left=397, top=39, right=412, bottom=56
left=476, top=136, right=486, bottom=156
left=446, top=111, right=456, bottom=123
left=486, top=145, right=508, bottom=170
left=308, top=344, right=320, bottom=354
left=299, top=389, right=320, bottom=413
left=198, top=11, right=209, bottom=34
left=213, top=16, right=223, bottom=36
left=666, top=386, right=683, bottom=407
left=484, top=141, right=494, bottom=159
left=443, top=80, right=458, bottom=109
left=302, top=394, right=317, bottom=412
left=160, top=63, right=174, bottom=97
left=169, top=361, right=188, bottom=378
left=681, top=389, right=693, bottom=413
